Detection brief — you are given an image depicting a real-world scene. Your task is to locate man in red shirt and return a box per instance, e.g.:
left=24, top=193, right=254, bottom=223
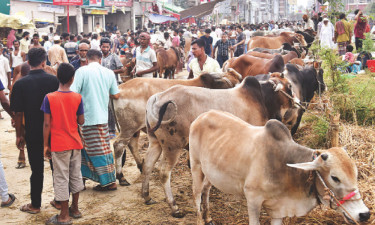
left=42, top=63, right=84, bottom=224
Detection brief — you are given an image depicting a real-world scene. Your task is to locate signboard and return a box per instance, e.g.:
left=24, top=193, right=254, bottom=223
left=84, top=8, right=108, bottom=14
left=89, top=0, right=102, bottom=7
left=53, top=0, right=83, bottom=5
left=38, top=4, right=65, bottom=13
left=104, top=0, right=132, bottom=7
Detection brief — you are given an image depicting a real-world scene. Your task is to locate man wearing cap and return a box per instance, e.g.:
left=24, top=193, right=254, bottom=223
left=131, top=32, right=158, bottom=78
left=303, top=15, right=315, bottom=30
left=48, top=36, right=69, bottom=70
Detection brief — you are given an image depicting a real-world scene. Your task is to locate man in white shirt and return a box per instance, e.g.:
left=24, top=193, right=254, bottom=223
left=0, top=44, right=11, bottom=91
left=131, top=33, right=158, bottom=78
left=215, top=26, right=223, bottom=39
left=243, top=25, right=252, bottom=52
left=210, top=26, right=218, bottom=47
left=90, top=33, right=100, bottom=51
left=188, top=39, right=221, bottom=78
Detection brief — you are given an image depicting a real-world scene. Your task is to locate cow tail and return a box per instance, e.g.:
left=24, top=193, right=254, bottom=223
left=147, top=96, right=177, bottom=133
left=171, top=46, right=181, bottom=66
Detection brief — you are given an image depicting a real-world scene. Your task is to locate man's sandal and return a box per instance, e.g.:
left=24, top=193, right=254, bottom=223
left=1, top=193, right=16, bottom=207
left=20, top=203, right=40, bottom=214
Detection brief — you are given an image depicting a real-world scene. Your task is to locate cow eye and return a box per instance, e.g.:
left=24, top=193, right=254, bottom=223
left=331, top=176, right=341, bottom=183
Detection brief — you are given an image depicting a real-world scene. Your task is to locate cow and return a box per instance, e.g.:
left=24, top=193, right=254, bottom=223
left=247, top=51, right=299, bottom=64
left=296, top=30, right=315, bottom=48
left=112, top=72, right=242, bottom=186
left=248, top=32, right=307, bottom=50
left=289, top=58, right=305, bottom=67
left=283, top=63, right=326, bottom=134
left=142, top=75, right=300, bottom=217
left=224, top=54, right=284, bottom=78
left=189, top=110, right=370, bottom=225
left=155, top=47, right=181, bottom=79
left=119, top=52, right=134, bottom=82
left=248, top=43, right=293, bottom=54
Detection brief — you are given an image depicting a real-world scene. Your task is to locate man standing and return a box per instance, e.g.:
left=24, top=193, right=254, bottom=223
left=131, top=32, right=158, bottom=78
left=29, top=34, right=42, bottom=50
left=10, top=40, right=26, bottom=78
left=64, top=34, right=78, bottom=62
left=232, top=26, right=245, bottom=57
left=90, top=33, right=100, bottom=51
left=71, top=49, right=119, bottom=191
left=70, top=42, right=90, bottom=71
left=10, top=48, right=59, bottom=214
left=188, top=39, right=221, bottom=78
left=303, top=15, right=315, bottom=30
left=19, top=32, right=30, bottom=57
left=100, top=37, right=123, bottom=138
left=48, top=36, right=69, bottom=70
left=335, top=13, right=352, bottom=56
left=0, top=44, right=12, bottom=92
left=213, top=33, right=232, bottom=68
left=200, top=29, right=213, bottom=57
left=354, top=9, right=367, bottom=51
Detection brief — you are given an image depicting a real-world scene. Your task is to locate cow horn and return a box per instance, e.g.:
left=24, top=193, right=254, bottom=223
left=274, top=83, right=283, bottom=92
left=227, top=68, right=242, bottom=80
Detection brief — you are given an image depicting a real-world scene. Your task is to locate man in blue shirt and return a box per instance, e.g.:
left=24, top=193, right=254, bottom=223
left=200, top=29, right=213, bottom=57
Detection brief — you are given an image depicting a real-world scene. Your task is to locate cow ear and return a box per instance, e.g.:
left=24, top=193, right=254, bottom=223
left=287, top=161, right=320, bottom=171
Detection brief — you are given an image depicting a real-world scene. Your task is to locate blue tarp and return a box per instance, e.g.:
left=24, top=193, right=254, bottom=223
left=147, top=13, right=177, bottom=24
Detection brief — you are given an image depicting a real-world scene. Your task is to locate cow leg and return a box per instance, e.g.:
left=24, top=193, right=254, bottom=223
left=244, top=191, right=263, bottom=225
left=201, top=179, right=213, bottom=224
left=191, top=162, right=205, bottom=225
left=128, top=131, right=143, bottom=172
left=171, top=68, right=175, bottom=79
left=142, top=135, right=163, bottom=205
left=160, top=148, right=185, bottom=218
left=270, top=218, right=283, bottom=225
left=113, top=138, right=131, bottom=186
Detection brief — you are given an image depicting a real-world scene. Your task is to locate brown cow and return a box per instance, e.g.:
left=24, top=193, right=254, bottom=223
left=190, top=111, right=370, bottom=225
left=142, top=75, right=300, bottom=217
left=119, top=52, right=135, bottom=83
left=155, top=47, right=181, bottom=79
left=248, top=32, right=307, bottom=50
left=247, top=51, right=298, bottom=64
left=289, top=58, right=305, bottom=67
left=224, top=54, right=284, bottom=78
left=112, top=71, right=242, bottom=186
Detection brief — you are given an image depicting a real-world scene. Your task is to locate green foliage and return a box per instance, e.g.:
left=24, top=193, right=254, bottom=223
left=362, top=33, right=375, bottom=53
left=328, top=73, right=375, bottom=125
left=300, top=114, right=329, bottom=148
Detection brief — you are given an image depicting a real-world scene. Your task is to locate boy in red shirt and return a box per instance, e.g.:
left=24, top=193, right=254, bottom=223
left=42, top=63, right=84, bottom=225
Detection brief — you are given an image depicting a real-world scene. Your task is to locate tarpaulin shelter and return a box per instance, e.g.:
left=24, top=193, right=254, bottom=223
left=160, top=2, right=184, bottom=20
left=146, top=13, right=177, bottom=24
left=0, top=13, right=35, bottom=29
left=179, top=0, right=224, bottom=19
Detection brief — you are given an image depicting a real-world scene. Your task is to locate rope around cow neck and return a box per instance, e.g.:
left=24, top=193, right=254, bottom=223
left=315, top=171, right=360, bottom=225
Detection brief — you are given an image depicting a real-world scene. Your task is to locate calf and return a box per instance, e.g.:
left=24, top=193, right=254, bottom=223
left=112, top=72, right=241, bottom=185
left=142, top=75, right=299, bottom=217
left=190, top=110, right=370, bottom=225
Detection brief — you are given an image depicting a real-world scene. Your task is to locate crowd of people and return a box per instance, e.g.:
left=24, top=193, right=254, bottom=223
left=0, top=8, right=373, bottom=225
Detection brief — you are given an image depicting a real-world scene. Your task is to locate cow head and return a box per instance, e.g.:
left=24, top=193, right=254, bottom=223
left=293, top=33, right=308, bottom=47
left=268, top=72, right=301, bottom=129
left=200, top=72, right=241, bottom=89
left=287, top=148, right=370, bottom=223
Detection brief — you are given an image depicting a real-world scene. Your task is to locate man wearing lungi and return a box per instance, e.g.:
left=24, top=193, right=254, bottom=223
left=71, top=49, right=120, bottom=191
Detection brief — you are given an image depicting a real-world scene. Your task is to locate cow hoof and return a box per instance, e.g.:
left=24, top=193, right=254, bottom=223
left=119, top=178, right=131, bottom=186
left=145, top=199, right=157, bottom=205
left=171, top=210, right=185, bottom=218
left=205, top=221, right=216, bottom=225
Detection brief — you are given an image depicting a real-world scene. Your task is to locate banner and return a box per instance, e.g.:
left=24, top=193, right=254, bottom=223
left=89, top=0, right=102, bottom=6
left=38, top=4, right=65, bottom=13
left=104, top=0, right=132, bottom=7
left=53, top=0, right=83, bottom=5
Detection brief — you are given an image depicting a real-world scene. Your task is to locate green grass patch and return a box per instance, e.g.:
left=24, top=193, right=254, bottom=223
left=326, top=72, right=375, bottom=126
left=296, top=113, right=329, bottom=149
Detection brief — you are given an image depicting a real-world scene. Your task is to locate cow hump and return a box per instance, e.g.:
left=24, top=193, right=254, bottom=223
left=265, top=119, right=292, bottom=141
left=241, top=76, right=263, bottom=97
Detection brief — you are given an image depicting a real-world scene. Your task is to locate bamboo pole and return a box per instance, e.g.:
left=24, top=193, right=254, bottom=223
left=329, top=113, right=340, bottom=147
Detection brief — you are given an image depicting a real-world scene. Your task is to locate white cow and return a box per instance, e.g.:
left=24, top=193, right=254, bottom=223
left=189, top=110, right=370, bottom=225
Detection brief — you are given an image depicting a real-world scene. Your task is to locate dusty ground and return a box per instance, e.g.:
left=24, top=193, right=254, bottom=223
left=0, top=73, right=374, bottom=224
